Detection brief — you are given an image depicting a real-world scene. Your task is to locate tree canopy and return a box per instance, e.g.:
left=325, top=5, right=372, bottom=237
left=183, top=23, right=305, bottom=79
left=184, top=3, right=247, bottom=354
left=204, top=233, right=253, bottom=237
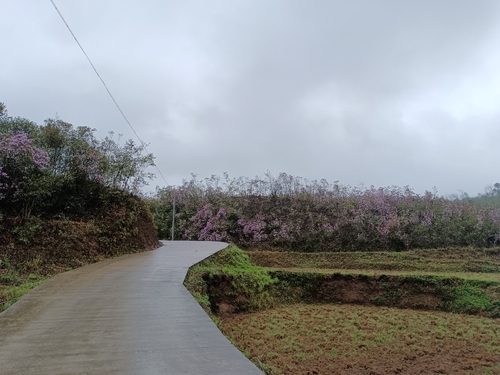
left=0, top=102, right=155, bottom=218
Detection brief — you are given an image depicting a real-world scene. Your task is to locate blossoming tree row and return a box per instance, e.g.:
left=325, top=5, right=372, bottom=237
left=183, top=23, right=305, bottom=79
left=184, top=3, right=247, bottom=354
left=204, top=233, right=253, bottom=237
left=152, top=173, right=500, bottom=251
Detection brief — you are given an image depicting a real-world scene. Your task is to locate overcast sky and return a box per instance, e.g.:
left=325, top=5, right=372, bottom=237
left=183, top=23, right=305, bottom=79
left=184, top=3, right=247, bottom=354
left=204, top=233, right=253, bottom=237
left=2, top=0, right=500, bottom=196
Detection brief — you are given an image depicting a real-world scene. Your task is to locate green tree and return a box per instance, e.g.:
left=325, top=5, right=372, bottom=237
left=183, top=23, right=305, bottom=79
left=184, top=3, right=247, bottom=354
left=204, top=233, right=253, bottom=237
left=99, top=132, right=155, bottom=194
left=0, top=105, right=39, bottom=139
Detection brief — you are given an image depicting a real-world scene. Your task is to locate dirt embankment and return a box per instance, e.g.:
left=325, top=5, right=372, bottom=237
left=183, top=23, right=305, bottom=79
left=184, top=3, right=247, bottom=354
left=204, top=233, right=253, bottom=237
left=203, top=271, right=500, bottom=318
left=0, top=193, right=160, bottom=275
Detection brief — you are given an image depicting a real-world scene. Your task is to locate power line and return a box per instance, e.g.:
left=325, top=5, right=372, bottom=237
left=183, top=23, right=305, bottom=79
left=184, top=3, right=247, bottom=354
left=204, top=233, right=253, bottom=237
left=48, top=0, right=168, bottom=186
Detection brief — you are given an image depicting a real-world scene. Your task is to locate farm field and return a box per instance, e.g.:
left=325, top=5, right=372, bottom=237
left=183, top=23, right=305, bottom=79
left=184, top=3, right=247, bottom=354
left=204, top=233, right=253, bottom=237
left=246, top=248, right=500, bottom=274
left=219, top=303, right=500, bottom=375
left=186, top=246, right=500, bottom=374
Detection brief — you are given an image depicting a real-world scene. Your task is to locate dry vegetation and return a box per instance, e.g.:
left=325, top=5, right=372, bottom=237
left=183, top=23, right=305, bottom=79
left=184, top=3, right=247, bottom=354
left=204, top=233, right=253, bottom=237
left=220, top=304, right=500, bottom=375
left=246, top=248, right=500, bottom=274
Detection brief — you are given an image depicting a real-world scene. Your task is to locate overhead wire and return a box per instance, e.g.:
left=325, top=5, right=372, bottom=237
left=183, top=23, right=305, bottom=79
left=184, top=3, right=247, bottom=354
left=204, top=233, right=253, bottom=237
left=48, top=0, right=169, bottom=186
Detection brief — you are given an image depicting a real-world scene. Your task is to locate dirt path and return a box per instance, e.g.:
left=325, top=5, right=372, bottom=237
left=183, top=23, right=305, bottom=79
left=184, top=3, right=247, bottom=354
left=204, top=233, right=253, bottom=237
left=0, top=241, right=263, bottom=375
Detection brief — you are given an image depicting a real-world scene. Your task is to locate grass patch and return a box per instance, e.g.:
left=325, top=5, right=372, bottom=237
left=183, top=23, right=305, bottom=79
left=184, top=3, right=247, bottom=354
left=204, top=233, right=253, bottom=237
left=267, top=267, right=500, bottom=282
left=184, top=244, right=278, bottom=314
left=0, top=271, right=46, bottom=313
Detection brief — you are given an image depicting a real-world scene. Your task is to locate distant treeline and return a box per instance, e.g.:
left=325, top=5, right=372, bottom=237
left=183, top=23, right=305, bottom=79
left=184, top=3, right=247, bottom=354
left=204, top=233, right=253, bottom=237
left=470, top=183, right=500, bottom=207
left=151, top=173, right=500, bottom=251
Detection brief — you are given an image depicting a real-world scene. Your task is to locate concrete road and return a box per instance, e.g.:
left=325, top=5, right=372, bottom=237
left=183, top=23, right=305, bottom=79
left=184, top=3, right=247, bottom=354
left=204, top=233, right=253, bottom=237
left=0, top=241, right=263, bottom=375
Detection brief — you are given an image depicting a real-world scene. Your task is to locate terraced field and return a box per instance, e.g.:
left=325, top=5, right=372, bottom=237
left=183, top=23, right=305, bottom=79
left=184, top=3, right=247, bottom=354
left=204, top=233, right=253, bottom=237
left=221, top=304, right=500, bottom=374
left=185, top=246, right=500, bottom=374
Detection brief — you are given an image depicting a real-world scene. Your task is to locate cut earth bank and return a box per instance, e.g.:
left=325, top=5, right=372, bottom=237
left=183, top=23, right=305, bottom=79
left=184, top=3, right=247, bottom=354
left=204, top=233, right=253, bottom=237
left=184, top=245, right=500, bottom=375
left=0, top=190, right=161, bottom=312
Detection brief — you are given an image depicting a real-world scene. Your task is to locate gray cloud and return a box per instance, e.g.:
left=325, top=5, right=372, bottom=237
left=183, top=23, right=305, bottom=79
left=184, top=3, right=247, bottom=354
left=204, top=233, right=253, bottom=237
left=2, top=0, right=500, bottom=195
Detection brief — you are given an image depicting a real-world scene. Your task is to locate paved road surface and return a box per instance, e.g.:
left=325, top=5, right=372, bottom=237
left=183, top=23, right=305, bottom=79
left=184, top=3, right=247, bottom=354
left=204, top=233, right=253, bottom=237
left=0, top=241, right=263, bottom=375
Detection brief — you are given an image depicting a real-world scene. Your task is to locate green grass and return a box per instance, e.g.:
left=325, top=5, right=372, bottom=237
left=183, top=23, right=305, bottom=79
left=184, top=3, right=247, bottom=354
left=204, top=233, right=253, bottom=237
left=0, top=256, right=47, bottom=313
left=0, top=275, right=46, bottom=313
left=183, top=244, right=278, bottom=313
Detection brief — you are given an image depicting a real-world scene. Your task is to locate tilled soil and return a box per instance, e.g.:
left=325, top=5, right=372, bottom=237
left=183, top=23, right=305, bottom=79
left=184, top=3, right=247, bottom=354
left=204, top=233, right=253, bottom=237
left=219, top=304, right=500, bottom=375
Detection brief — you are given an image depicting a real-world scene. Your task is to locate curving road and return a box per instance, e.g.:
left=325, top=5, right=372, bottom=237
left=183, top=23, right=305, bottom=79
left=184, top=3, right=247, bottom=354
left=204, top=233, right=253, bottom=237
left=0, top=241, right=263, bottom=375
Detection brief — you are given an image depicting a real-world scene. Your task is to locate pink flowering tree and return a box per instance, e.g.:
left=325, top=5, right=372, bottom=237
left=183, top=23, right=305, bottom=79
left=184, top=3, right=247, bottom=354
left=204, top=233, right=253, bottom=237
left=0, top=132, right=53, bottom=219
left=0, top=133, right=49, bottom=201
left=151, top=173, right=500, bottom=251
left=186, top=205, right=233, bottom=242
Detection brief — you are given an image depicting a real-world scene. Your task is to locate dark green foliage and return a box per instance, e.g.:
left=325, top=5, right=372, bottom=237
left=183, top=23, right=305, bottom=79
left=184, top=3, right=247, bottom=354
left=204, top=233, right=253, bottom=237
left=99, top=132, right=155, bottom=194
left=1, top=188, right=159, bottom=274
left=0, top=103, right=160, bottom=313
left=0, top=105, right=39, bottom=139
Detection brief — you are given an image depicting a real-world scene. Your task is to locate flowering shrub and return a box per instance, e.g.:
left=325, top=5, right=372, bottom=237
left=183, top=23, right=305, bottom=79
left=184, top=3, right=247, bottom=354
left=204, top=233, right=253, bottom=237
left=0, top=133, right=49, bottom=200
left=185, top=204, right=230, bottom=242
left=153, top=173, right=500, bottom=251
